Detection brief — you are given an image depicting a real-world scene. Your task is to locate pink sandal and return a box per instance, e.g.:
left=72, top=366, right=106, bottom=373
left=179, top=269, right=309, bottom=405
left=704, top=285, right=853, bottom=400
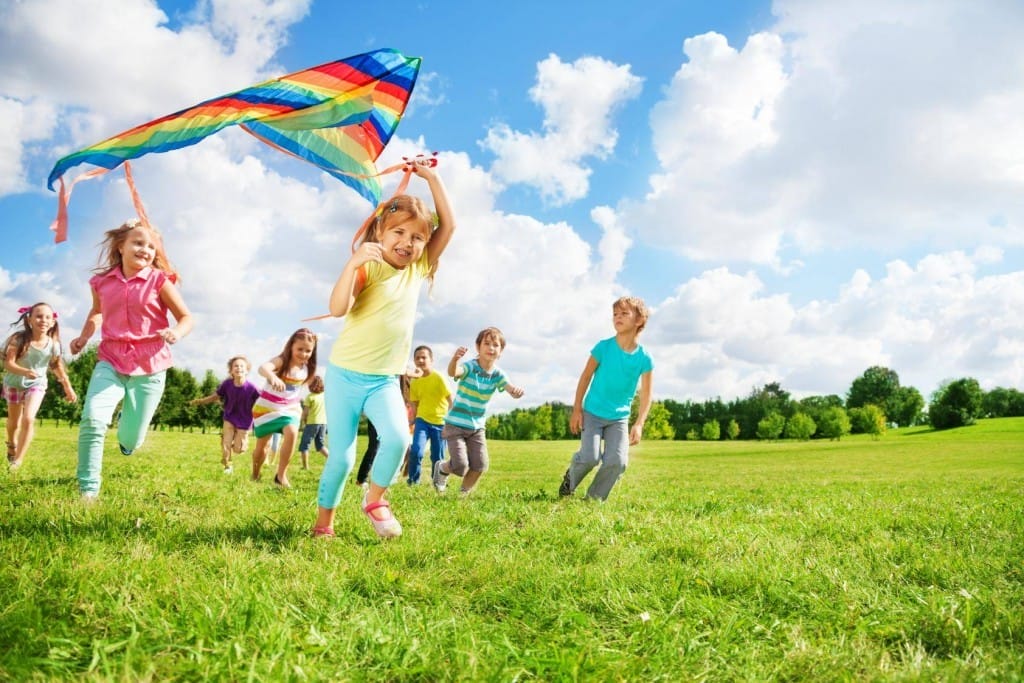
left=362, top=496, right=402, bottom=538
left=311, top=526, right=335, bottom=539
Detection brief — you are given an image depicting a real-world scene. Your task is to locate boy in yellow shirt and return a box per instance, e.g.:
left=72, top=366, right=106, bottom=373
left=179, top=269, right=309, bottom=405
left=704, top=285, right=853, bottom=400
left=407, top=345, right=452, bottom=485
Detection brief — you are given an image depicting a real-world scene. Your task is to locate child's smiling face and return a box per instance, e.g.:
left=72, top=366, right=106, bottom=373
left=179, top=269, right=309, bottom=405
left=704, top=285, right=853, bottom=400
left=377, top=219, right=430, bottom=269
left=118, top=226, right=158, bottom=275
left=28, top=305, right=55, bottom=337
left=291, top=338, right=316, bottom=366
left=229, top=358, right=249, bottom=379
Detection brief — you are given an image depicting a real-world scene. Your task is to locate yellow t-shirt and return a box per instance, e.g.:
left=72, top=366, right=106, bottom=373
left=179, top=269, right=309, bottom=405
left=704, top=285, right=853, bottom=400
left=409, top=370, right=452, bottom=425
left=303, top=392, right=326, bottom=425
left=329, top=251, right=430, bottom=375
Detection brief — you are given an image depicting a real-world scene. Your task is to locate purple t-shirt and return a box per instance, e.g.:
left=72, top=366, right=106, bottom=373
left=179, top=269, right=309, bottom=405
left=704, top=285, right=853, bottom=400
left=217, top=379, right=261, bottom=430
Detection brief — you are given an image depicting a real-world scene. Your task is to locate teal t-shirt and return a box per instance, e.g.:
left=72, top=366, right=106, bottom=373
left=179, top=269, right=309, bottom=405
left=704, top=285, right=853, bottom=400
left=582, top=337, right=653, bottom=421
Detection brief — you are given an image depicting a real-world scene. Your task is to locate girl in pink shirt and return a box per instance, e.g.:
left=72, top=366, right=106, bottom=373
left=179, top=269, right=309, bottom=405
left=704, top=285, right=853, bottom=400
left=70, top=218, right=193, bottom=501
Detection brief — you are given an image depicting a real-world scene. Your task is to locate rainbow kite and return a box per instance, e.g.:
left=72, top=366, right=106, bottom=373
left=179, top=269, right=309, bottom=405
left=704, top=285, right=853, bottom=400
left=47, top=48, right=421, bottom=242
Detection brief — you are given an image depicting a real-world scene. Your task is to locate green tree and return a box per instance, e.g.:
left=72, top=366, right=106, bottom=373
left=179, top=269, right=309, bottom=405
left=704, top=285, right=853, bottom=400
left=890, top=385, right=925, bottom=427
left=929, top=378, right=984, bottom=430
left=847, top=366, right=900, bottom=413
left=532, top=403, right=553, bottom=440
left=725, top=419, right=740, bottom=440
left=797, top=394, right=843, bottom=426
left=738, top=383, right=793, bottom=439
left=982, top=387, right=1024, bottom=418
left=849, top=404, right=886, bottom=438
left=513, top=410, right=539, bottom=440
left=153, top=367, right=198, bottom=430
left=194, top=370, right=221, bottom=433
left=783, top=412, right=816, bottom=440
left=643, top=402, right=675, bottom=440
left=700, top=419, right=720, bottom=441
left=756, top=412, right=785, bottom=440
left=816, top=406, right=851, bottom=440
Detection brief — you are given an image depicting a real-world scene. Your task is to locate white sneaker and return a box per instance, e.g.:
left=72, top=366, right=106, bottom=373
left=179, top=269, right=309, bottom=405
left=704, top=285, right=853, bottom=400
left=80, top=492, right=98, bottom=504
left=431, top=460, right=448, bottom=493
left=223, top=466, right=233, bottom=474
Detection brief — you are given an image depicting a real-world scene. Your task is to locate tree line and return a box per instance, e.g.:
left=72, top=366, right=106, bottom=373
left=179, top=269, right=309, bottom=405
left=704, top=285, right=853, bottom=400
left=4, top=352, right=1021, bottom=442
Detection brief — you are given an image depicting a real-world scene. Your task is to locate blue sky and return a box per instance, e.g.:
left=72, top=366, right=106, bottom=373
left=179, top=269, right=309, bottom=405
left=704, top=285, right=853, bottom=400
left=1, top=0, right=1021, bottom=413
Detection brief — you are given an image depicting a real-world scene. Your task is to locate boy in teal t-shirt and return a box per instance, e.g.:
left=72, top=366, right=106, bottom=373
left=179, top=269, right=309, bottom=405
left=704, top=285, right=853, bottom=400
left=559, top=296, right=654, bottom=501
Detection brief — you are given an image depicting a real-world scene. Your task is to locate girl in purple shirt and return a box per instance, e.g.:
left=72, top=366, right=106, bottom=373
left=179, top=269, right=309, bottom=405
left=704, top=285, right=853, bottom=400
left=70, top=218, right=193, bottom=501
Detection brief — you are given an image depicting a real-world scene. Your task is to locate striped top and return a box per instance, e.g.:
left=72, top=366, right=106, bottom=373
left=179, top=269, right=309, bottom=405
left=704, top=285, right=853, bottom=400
left=444, top=359, right=508, bottom=431
left=252, top=366, right=309, bottom=431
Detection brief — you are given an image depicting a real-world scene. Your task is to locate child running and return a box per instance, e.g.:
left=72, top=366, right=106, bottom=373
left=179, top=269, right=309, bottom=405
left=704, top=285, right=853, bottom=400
left=432, top=327, right=524, bottom=495
left=250, top=328, right=317, bottom=489
left=313, top=158, right=455, bottom=539
left=406, top=345, right=452, bottom=485
left=70, top=218, right=193, bottom=501
left=298, top=374, right=329, bottom=469
left=3, top=303, right=77, bottom=469
left=190, top=355, right=260, bottom=474
left=558, top=296, right=654, bottom=501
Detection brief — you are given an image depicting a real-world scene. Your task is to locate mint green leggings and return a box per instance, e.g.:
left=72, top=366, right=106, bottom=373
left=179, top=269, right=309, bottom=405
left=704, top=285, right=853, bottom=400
left=77, top=361, right=166, bottom=495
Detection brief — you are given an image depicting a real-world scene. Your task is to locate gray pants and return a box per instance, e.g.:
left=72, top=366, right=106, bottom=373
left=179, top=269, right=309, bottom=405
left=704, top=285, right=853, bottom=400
left=565, top=411, right=629, bottom=501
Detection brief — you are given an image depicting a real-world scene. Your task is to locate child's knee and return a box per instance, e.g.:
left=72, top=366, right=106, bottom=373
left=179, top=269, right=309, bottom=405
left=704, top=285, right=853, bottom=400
left=449, top=461, right=470, bottom=476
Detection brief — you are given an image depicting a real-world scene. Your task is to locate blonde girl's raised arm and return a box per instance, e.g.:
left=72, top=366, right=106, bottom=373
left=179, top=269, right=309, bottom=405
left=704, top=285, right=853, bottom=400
left=417, top=165, right=456, bottom=267
left=158, top=280, right=193, bottom=344
left=70, top=288, right=102, bottom=355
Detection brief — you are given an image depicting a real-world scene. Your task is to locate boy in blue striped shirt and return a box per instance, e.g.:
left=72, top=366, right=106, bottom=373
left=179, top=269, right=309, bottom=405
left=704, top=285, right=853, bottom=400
left=432, top=327, right=525, bottom=494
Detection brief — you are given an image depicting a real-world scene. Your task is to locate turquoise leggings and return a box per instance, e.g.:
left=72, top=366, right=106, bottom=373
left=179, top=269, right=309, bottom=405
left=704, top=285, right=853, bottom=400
left=317, top=364, right=410, bottom=509
left=77, top=361, right=166, bottom=495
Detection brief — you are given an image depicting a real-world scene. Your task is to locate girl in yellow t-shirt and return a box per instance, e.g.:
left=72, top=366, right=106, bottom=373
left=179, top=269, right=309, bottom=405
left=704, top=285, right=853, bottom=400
left=313, top=159, right=455, bottom=539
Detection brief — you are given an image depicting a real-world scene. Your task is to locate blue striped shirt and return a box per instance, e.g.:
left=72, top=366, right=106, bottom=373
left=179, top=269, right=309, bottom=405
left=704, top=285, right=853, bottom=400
left=445, top=359, right=508, bottom=430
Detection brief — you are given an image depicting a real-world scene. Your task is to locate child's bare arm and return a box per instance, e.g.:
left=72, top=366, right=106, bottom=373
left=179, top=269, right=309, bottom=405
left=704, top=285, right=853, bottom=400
left=158, top=281, right=193, bottom=344
left=417, top=163, right=456, bottom=267
left=259, top=357, right=285, bottom=392
left=570, top=356, right=598, bottom=434
left=629, top=371, right=654, bottom=446
left=190, top=393, right=220, bottom=406
left=4, top=341, right=34, bottom=379
left=70, top=289, right=102, bottom=355
left=447, top=346, right=467, bottom=378
left=329, top=251, right=375, bottom=317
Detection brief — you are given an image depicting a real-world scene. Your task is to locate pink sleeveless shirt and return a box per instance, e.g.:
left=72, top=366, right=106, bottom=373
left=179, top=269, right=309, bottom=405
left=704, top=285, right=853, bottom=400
left=90, top=266, right=173, bottom=375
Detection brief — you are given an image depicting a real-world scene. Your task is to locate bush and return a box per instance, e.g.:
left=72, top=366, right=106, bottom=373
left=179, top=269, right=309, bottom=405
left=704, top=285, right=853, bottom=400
left=930, top=378, right=983, bottom=429
left=784, top=412, right=816, bottom=440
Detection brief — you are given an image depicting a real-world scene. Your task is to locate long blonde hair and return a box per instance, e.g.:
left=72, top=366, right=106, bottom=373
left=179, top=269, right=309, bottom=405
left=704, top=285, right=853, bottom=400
left=92, top=218, right=179, bottom=281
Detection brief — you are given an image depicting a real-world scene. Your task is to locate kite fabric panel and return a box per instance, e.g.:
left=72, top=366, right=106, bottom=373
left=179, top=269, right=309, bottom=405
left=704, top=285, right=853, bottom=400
left=46, top=48, right=421, bottom=221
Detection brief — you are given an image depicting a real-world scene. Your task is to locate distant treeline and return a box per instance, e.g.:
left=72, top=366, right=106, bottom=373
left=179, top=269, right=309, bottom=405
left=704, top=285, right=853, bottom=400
left=5, top=349, right=1022, bottom=440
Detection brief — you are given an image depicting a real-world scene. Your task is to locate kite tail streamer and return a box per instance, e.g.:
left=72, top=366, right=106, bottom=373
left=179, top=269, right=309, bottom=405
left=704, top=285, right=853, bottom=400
left=49, top=162, right=152, bottom=244
left=49, top=167, right=113, bottom=243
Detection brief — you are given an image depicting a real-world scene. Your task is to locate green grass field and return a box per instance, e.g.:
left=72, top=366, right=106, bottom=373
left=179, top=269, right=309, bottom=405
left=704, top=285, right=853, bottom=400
left=1, top=419, right=1021, bottom=681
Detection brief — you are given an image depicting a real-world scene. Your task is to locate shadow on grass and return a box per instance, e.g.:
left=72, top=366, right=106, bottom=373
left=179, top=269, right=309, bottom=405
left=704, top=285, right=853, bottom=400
left=0, top=509, right=381, bottom=550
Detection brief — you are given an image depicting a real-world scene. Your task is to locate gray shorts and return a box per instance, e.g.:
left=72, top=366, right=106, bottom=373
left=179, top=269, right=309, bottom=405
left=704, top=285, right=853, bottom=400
left=441, top=424, right=488, bottom=476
